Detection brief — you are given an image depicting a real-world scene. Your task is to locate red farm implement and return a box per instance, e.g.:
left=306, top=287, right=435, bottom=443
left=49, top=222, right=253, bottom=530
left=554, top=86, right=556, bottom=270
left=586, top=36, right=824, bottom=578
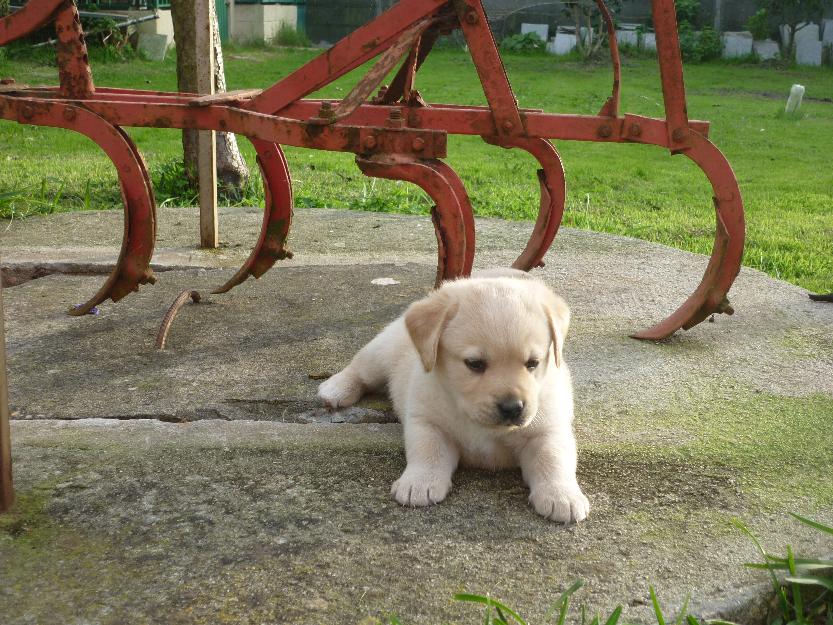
left=0, top=0, right=744, bottom=340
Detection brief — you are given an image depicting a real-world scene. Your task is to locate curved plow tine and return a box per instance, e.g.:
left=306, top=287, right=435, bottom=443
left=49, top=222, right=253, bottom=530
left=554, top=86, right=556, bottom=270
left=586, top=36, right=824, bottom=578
left=631, top=131, right=745, bottom=340
left=0, top=0, right=64, bottom=47
left=213, top=139, right=293, bottom=294
left=356, top=157, right=474, bottom=287
left=30, top=104, right=157, bottom=315
left=483, top=136, right=566, bottom=271
left=1, top=107, right=154, bottom=315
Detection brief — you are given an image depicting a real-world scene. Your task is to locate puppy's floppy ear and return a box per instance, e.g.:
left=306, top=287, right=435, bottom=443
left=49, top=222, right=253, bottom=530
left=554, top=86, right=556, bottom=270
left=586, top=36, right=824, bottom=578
left=405, top=290, right=459, bottom=372
left=541, top=291, right=570, bottom=368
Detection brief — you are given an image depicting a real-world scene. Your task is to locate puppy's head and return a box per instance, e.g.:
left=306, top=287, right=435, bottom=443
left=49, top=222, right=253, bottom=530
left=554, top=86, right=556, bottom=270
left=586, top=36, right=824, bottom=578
left=405, top=275, right=570, bottom=429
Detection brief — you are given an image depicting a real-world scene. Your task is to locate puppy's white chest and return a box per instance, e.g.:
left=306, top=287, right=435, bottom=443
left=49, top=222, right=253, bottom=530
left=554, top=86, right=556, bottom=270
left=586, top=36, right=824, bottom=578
left=456, top=430, right=516, bottom=469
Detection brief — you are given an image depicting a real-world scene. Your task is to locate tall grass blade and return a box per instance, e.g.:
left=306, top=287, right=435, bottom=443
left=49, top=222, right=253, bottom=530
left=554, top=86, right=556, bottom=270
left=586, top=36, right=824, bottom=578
left=790, top=513, right=833, bottom=537
left=788, top=544, right=806, bottom=621
left=545, top=579, right=584, bottom=622
left=785, top=576, right=833, bottom=592
left=603, top=606, right=623, bottom=625
left=649, top=586, right=667, bottom=625
left=733, top=518, right=791, bottom=616
left=675, top=594, right=691, bottom=625
left=454, top=594, right=527, bottom=625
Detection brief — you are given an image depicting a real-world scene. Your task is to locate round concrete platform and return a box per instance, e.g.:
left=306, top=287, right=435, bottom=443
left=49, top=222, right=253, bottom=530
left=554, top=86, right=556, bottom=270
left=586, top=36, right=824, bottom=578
left=1, top=207, right=832, bottom=624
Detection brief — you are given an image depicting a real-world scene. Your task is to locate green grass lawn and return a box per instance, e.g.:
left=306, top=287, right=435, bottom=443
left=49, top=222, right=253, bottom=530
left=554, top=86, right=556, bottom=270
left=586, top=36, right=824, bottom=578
left=0, top=46, right=831, bottom=292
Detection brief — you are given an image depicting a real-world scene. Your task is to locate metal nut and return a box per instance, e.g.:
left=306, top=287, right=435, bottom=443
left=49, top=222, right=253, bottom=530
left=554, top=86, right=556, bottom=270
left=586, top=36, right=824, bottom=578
left=363, top=135, right=377, bottom=150
left=63, top=107, right=77, bottom=122
left=629, top=123, right=642, bottom=137
left=672, top=127, right=686, bottom=142
left=465, top=11, right=479, bottom=25
left=502, top=120, right=514, bottom=131
left=412, top=137, right=425, bottom=151
left=597, top=124, right=612, bottom=138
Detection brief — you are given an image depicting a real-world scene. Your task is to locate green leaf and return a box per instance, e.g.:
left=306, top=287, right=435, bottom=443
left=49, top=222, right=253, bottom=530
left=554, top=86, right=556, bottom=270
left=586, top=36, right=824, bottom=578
left=603, top=606, right=623, bottom=625
left=675, top=594, right=690, bottom=625
left=790, top=513, right=833, bottom=537
left=454, top=594, right=527, bottom=625
left=785, top=576, right=833, bottom=592
left=546, top=580, right=584, bottom=624
left=734, top=519, right=790, bottom=616
left=650, top=586, right=667, bottom=625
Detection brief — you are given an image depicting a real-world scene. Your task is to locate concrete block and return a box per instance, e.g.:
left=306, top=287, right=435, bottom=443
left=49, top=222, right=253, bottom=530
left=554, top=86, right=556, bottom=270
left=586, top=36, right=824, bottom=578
left=796, top=39, right=823, bottom=65
left=753, top=39, right=780, bottom=60
left=136, top=33, right=168, bottom=61
left=822, top=19, right=833, bottom=43
left=641, top=32, right=656, bottom=51
left=547, top=31, right=577, bottom=55
left=616, top=29, right=638, bottom=47
left=521, top=23, right=548, bottom=41
left=722, top=31, right=753, bottom=58
left=782, top=22, right=820, bottom=47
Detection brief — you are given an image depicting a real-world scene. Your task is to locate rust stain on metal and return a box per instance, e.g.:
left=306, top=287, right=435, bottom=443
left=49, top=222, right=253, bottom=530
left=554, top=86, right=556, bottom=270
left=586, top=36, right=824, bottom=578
left=155, top=290, right=202, bottom=350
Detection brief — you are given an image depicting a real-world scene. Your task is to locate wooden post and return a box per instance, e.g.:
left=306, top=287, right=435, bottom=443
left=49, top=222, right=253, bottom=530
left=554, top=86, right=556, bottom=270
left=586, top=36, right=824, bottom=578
left=0, top=268, right=14, bottom=513
left=196, top=0, right=218, bottom=248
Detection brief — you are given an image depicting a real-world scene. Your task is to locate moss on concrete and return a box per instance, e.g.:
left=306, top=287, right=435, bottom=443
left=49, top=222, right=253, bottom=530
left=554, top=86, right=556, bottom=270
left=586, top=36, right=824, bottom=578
left=0, top=482, right=58, bottom=547
left=581, top=390, right=833, bottom=509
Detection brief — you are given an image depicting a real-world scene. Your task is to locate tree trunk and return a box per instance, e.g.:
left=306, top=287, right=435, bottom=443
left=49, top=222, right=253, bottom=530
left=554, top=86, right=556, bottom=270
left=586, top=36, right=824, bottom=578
left=170, top=0, right=249, bottom=200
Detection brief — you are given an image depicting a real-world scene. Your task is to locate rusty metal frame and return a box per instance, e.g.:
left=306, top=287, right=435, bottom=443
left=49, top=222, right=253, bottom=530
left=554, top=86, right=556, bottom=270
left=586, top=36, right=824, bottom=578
left=0, top=0, right=746, bottom=335
left=0, top=0, right=748, bottom=513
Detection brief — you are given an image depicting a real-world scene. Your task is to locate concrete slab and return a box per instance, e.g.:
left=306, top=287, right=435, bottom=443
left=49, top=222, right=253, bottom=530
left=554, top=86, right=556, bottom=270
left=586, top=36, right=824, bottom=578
left=521, top=23, right=548, bottom=42
left=797, top=39, right=823, bottom=66
left=753, top=39, right=780, bottom=61
left=2, top=207, right=833, bottom=624
left=722, top=31, right=754, bottom=59
left=548, top=31, right=577, bottom=55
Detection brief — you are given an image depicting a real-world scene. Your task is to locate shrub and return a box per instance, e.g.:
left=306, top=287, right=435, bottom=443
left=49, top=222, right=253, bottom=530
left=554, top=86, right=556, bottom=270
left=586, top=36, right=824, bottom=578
left=499, top=32, right=546, bottom=54
left=747, top=8, right=772, bottom=40
left=273, top=23, right=311, bottom=48
left=697, top=27, right=723, bottom=61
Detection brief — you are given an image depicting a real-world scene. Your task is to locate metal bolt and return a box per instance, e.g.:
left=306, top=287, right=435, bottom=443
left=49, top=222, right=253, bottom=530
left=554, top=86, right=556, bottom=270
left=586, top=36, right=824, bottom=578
left=386, top=107, right=405, bottom=128
left=465, top=11, right=479, bottom=25
left=502, top=120, right=514, bottom=131
left=21, top=105, right=34, bottom=120
left=412, top=137, right=425, bottom=151
left=363, top=135, right=377, bottom=150
left=672, top=127, right=686, bottom=142
left=318, top=101, right=335, bottom=119
left=62, top=107, right=77, bottom=122
left=629, top=123, right=642, bottom=137
left=376, top=85, right=388, bottom=100
left=597, top=124, right=612, bottom=138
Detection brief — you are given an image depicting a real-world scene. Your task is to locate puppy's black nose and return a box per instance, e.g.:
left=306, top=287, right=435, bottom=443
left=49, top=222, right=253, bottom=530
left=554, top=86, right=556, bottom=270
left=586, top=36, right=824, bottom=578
left=497, top=397, right=525, bottom=422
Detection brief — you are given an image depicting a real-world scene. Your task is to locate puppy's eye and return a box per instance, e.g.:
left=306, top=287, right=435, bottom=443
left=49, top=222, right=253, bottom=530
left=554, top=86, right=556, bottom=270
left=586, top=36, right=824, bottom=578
left=525, top=358, right=540, bottom=371
left=464, top=358, right=487, bottom=373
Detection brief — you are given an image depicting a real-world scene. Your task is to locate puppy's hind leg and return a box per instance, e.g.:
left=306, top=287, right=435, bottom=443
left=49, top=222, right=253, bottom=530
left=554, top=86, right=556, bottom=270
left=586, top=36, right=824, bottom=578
left=318, top=321, right=400, bottom=409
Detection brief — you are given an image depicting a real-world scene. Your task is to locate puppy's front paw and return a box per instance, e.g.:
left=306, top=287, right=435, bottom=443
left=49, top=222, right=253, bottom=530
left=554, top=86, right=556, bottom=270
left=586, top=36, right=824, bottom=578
left=391, top=469, right=451, bottom=507
left=529, top=482, right=590, bottom=524
left=317, top=370, right=363, bottom=409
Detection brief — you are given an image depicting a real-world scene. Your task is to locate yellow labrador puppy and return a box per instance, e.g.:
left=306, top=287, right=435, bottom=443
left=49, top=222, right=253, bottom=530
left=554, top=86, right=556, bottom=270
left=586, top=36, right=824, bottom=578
left=318, top=268, right=589, bottom=523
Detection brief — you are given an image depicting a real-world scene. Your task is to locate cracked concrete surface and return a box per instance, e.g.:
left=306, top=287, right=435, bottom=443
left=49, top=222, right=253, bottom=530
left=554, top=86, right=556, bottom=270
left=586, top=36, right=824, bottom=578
left=1, top=207, right=832, bottom=625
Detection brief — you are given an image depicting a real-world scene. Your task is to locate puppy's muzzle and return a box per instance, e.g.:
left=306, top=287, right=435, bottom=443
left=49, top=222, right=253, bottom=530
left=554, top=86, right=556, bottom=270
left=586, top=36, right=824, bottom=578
left=496, top=396, right=525, bottom=425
